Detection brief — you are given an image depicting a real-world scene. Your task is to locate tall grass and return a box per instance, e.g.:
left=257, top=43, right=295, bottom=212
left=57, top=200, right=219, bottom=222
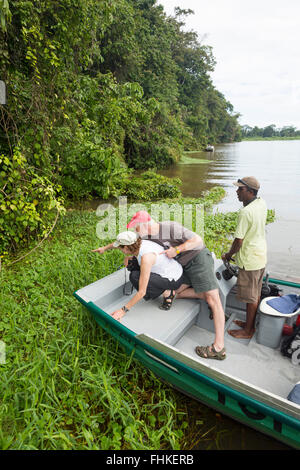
left=0, top=211, right=189, bottom=449
left=0, top=190, right=275, bottom=450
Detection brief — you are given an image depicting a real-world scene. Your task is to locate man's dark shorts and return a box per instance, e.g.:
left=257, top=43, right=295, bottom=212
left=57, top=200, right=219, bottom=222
left=181, top=248, right=219, bottom=293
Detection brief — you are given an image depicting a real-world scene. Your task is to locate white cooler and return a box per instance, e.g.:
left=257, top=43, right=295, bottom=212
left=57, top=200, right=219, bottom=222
left=257, top=296, right=300, bottom=349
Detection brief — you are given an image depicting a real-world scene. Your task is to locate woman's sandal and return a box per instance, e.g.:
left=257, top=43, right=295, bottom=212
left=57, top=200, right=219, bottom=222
left=195, top=344, right=226, bottom=360
left=159, top=290, right=176, bottom=310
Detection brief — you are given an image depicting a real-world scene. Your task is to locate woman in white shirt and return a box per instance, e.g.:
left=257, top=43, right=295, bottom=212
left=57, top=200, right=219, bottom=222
left=110, top=231, right=183, bottom=321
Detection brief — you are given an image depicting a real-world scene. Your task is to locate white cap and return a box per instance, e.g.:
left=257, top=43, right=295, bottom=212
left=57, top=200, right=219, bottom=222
left=113, top=231, right=139, bottom=247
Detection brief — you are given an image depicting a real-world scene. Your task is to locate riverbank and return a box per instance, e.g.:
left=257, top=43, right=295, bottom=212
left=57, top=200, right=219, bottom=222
left=242, top=136, right=300, bottom=141
left=0, top=188, right=275, bottom=450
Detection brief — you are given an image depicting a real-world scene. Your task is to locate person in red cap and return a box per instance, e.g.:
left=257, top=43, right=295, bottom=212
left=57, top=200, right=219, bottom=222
left=126, top=212, right=226, bottom=360
left=126, top=211, right=152, bottom=228
left=222, top=177, right=267, bottom=339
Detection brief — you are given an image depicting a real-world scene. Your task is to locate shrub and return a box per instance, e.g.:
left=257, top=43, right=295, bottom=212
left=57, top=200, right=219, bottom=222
left=120, top=170, right=182, bottom=201
left=0, top=148, right=65, bottom=254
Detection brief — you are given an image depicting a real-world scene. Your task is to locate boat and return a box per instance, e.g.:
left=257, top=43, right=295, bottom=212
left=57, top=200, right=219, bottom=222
left=205, top=145, right=214, bottom=152
left=74, top=256, right=300, bottom=449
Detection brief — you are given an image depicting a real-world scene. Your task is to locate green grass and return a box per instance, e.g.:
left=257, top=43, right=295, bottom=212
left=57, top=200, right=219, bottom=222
left=0, top=211, right=189, bottom=450
left=178, top=155, right=211, bottom=165
left=0, top=189, right=275, bottom=450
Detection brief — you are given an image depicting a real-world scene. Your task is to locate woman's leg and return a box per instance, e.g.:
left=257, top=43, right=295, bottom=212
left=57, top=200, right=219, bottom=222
left=160, top=275, right=185, bottom=309
left=129, top=271, right=170, bottom=300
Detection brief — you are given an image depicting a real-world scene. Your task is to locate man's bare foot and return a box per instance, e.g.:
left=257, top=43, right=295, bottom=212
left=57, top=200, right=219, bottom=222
left=228, top=328, right=255, bottom=339
left=233, top=320, right=256, bottom=332
left=233, top=320, right=246, bottom=328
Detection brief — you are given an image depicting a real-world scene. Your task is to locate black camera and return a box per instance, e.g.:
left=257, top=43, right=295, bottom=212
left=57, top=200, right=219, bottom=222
left=126, top=257, right=140, bottom=272
left=222, top=259, right=239, bottom=280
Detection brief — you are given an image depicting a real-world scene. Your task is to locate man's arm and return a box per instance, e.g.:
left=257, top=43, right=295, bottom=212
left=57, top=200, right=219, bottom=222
left=222, top=238, right=243, bottom=261
left=222, top=208, right=248, bottom=261
left=164, top=234, right=203, bottom=258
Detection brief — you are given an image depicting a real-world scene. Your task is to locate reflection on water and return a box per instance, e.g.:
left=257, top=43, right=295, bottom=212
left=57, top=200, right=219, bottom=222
left=160, top=141, right=300, bottom=281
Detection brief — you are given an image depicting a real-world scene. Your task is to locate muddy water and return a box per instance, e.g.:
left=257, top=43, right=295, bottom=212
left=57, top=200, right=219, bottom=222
left=160, top=140, right=300, bottom=282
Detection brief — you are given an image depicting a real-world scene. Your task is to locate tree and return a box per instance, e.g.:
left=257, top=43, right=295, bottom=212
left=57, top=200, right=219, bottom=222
left=263, top=124, right=276, bottom=138
left=0, top=0, right=243, bottom=253
left=279, top=126, right=296, bottom=137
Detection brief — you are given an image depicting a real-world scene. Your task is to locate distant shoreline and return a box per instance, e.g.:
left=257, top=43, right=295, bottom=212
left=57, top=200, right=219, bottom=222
left=242, top=136, right=300, bottom=141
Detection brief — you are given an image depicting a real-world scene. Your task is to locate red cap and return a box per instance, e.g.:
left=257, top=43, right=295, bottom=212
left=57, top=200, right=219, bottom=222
left=127, top=211, right=152, bottom=229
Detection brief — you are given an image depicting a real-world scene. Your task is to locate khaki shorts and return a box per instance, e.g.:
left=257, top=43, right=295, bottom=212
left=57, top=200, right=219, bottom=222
left=181, top=248, right=219, bottom=293
left=236, top=267, right=265, bottom=303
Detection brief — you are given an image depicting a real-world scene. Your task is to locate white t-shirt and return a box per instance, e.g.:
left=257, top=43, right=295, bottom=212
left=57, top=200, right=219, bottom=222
left=137, top=240, right=183, bottom=282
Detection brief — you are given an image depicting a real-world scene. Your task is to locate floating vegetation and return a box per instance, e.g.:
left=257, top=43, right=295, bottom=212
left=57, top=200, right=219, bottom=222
left=178, top=155, right=211, bottom=165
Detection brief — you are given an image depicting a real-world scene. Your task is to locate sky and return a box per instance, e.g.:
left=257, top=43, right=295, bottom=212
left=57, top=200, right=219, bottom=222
left=158, top=0, right=300, bottom=130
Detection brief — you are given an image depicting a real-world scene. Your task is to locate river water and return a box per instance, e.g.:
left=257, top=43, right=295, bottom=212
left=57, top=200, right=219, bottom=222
left=159, top=140, right=300, bottom=449
left=160, top=140, right=300, bottom=282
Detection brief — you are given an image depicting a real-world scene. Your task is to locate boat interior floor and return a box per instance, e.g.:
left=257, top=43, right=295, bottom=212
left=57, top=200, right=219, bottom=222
left=100, top=288, right=300, bottom=402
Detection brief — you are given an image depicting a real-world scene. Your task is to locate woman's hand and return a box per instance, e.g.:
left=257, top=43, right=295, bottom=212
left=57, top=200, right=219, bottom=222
left=111, top=308, right=126, bottom=321
left=91, top=246, right=106, bottom=254
left=124, top=256, right=133, bottom=267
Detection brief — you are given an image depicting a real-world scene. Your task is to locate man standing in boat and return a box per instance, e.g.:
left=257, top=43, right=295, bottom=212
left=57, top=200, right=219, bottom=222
left=222, top=177, right=267, bottom=339
left=125, top=212, right=226, bottom=360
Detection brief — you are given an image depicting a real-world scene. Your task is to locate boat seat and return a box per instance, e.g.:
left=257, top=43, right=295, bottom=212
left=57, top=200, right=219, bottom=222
left=105, top=294, right=200, bottom=345
left=78, top=268, right=200, bottom=345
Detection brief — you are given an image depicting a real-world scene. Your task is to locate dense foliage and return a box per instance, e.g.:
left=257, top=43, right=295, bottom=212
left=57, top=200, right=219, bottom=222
left=117, top=170, right=182, bottom=201
left=0, top=148, right=65, bottom=254
left=0, top=0, right=241, bottom=254
left=241, top=124, right=300, bottom=139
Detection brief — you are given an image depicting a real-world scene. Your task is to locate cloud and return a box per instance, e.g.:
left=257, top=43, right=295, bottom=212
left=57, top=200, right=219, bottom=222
left=159, top=0, right=300, bottom=128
